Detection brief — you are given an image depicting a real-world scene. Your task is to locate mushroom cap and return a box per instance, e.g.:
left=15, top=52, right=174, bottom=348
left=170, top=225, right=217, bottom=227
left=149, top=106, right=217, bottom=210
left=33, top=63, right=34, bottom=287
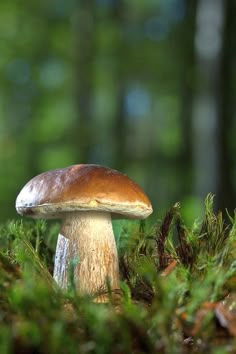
left=16, top=164, right=153, bottom=219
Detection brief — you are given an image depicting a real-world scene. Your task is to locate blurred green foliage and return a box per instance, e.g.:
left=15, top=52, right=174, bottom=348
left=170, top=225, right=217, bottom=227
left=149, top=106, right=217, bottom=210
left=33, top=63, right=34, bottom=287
left=0, top=0, right=235, bottom=224
left=0, top=0, right=197, bottom=221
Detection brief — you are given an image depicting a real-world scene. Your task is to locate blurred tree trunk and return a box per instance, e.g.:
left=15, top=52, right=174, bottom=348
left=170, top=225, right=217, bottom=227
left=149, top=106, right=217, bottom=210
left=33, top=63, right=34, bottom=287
left=110, top=1, right=127, bottom=172
left=73, top=0, right=95, bottom=162
left=191, top=0, right=233, bottom=211
left=179, top=0, right=197, bottom=197
left=73, top=1, right=127, bottom=169
left=113, top=84, right=126, bottom=171
left=217, top=0, right=235, bottom=212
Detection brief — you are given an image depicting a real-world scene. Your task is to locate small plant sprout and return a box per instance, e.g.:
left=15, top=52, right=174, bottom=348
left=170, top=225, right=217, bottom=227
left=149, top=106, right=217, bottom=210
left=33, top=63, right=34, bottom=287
left=15, top=164, right=152, bottom=300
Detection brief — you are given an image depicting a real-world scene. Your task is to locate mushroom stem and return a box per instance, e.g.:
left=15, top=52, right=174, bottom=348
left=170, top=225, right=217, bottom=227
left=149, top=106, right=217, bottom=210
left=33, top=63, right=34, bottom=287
left=53, top=211, right=120, bottom=299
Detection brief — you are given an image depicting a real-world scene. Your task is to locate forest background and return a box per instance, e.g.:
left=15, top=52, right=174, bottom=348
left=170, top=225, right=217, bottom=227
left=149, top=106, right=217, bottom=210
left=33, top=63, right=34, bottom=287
left=0, top=0, right=235, bottom=223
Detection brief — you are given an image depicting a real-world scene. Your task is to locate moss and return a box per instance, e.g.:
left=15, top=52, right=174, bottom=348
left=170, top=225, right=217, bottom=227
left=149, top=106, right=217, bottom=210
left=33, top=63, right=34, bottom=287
left=0, top=194, right=235, bottom=353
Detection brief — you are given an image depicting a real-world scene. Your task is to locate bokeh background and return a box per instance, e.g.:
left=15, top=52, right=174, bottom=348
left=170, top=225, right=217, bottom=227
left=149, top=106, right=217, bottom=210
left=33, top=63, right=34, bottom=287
left=0, top=0, right=235, bottom=223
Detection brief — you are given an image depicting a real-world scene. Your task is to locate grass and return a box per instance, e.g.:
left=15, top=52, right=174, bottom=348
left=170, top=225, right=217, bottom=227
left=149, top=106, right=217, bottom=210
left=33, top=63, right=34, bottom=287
left=0, top=194, right=236, bottom=353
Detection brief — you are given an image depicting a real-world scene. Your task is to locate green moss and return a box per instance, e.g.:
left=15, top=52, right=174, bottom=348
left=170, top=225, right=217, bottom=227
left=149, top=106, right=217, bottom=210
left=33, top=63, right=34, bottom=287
left=0, top=195, right=235, bottom=353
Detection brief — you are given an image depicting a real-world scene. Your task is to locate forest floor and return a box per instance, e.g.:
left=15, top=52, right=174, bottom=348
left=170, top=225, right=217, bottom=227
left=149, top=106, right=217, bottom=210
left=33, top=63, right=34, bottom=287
left=0, top=195, right=235, bottom=353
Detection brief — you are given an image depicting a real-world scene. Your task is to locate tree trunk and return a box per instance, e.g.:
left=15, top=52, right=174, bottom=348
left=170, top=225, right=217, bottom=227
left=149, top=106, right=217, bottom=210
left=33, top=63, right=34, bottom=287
left=110, top=1, right=127, bottom=172
left=216, top=0, right=235, bottom=213
left=179, top=0, right=197, bottom=196
left=72, top=0, right=95, bottom=162
left=191, top=0, right=226, bottom=205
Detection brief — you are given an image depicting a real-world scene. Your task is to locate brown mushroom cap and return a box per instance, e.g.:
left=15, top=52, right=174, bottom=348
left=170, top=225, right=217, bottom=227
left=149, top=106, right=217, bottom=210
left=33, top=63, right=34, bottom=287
left=16, top=164, right=153, bottom=219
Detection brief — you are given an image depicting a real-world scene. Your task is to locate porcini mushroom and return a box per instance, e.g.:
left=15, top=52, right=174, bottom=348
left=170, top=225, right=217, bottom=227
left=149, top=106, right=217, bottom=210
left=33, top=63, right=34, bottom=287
left=16, top=164, right=152, bottom=299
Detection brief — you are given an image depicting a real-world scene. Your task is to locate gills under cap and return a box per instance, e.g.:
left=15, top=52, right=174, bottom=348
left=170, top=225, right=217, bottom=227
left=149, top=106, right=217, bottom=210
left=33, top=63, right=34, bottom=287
left=16, top=164, right=153, bottom=219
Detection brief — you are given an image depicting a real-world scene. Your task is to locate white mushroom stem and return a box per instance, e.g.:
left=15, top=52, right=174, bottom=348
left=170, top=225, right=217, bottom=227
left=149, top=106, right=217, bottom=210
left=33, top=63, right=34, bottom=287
left=53, top=211, right=120, bottom=299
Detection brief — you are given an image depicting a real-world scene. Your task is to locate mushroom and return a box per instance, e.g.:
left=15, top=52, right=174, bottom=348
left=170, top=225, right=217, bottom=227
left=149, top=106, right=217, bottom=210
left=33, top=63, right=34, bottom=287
left=16, top=164, right=152, bottom=299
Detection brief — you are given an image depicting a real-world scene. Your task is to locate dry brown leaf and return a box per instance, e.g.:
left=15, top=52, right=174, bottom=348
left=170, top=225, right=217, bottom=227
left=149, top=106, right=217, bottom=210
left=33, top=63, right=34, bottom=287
left=161, top=259, right=178, bottom=277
